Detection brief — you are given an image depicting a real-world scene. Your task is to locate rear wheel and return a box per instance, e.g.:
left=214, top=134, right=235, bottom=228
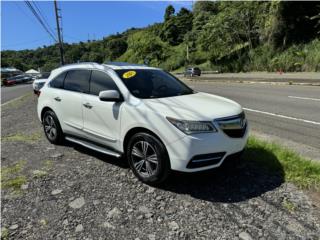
left=42, top=110, right=64, bottom=144
left=127, top=132, right=170, bottom=185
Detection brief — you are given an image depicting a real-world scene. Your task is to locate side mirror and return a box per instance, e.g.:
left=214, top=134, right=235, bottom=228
left=99, top=90, right=122, bottom=102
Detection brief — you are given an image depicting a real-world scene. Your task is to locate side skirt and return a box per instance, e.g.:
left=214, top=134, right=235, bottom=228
left=65, top=135, right=122, bottom=158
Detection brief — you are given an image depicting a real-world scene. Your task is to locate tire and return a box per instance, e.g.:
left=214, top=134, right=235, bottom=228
left=42, top=110, right=64, bottom=144
left=127, top=132, right=170, bottom=185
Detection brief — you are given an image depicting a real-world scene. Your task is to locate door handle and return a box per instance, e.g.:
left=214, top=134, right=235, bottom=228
left=83, top=102, right=93, bottom=109
left=54, top=97, right=61, bottom=102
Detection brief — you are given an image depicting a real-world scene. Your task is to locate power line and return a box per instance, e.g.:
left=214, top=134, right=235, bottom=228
left=13, top=2, right=38, bottom=26
left=31, top=0, right=56, bottom=38
left=24, top=1, right=57, bottom=42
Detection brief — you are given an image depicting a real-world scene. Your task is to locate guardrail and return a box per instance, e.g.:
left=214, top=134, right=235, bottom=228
left=175, top=70, right=220, bottom=75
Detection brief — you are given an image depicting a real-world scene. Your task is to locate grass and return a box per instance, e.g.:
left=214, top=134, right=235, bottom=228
left=2, top=132, right=42, bottom=143
left=2, top=92, right=32, bottom=109
left=43, top=160, right=53, bottom=170
left=1, top=176, right=27, bottom=190
left=1, top=161, right=27, bottom=192
left=1, top=158, right=51, bottom=194
left=282, top=198, right=296, bottom=212
left=1, top=227, right=9, bottom=240
left=245, top=137, right=320, bottom=190
left=32, top=170, right=47, bottom=178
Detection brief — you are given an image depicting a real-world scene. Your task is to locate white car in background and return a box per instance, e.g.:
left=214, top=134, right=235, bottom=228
left=33, top=72, right=51, bottom=95
left=37, top=62, right=248, bottom=184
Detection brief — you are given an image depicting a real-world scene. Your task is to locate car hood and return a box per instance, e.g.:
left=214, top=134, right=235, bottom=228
left=142, top=92, right=242, bottom=120
left=34, top=78, right=47, bottom=83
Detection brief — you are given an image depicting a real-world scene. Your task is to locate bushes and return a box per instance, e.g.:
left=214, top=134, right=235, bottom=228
left=1, top=2, right=319, bottom=72
left=228, top=39, right=320, bottom=72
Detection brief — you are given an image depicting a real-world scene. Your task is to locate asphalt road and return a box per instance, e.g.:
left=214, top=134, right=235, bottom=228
left=1, top=83, right=32, bottom=104
left=189, top=81, right=320, bottom=159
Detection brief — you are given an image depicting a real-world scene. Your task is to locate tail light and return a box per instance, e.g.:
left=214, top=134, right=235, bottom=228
left=6, top=80, right=16, bottom=85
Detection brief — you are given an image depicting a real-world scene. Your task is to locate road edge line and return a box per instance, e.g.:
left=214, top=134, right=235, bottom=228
left=243, top=107, right=320, bottom=126
left=1, top=93, right=32, bottom=107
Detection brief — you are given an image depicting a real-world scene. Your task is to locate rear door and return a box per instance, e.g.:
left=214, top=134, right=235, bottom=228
left=46, top=71, right=66, bottom=118
left=82, top=70, right=122, bottom=149
left=59, top=69, right=91, bottom=136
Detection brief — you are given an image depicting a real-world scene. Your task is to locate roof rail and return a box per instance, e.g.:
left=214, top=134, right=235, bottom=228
left=61, top=62, right=100, bottom=67
left=104, top=61, right=147, bottom=67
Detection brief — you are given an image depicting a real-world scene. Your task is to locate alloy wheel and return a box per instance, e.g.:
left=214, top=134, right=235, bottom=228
left=44, top=115, right=57, bottom=141
left=131, top=141, right=158, bottom=177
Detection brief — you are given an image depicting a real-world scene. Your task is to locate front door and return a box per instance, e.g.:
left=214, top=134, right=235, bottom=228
left=82, top=70, right=122, bottom=149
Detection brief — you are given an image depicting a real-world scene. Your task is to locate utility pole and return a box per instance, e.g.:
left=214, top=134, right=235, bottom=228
left=54, top=0, right=64, bottom=65
left=186, top=44, right=189, bottom=64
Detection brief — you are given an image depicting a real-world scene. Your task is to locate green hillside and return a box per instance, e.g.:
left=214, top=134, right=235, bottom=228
left=2, top=1, right=320, bottom=72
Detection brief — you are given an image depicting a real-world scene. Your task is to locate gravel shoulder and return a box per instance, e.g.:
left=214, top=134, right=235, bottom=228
left=1, top=94, right=320, bottom=239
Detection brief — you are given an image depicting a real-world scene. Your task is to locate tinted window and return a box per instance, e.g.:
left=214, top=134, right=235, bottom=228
left=50, top=72, right=67, bottom=88
left=90, top=71, right=119, bottom=95
left=64, top=70, right=91, bottom=93
left=115, top=69, right=194, bottom=99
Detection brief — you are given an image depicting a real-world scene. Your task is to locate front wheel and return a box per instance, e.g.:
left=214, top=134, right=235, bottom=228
left=127, top=132, right=170, bottom=185
left=42, top=110, right=64, bottom=144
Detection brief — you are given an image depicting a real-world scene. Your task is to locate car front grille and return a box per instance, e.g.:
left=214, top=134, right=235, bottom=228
left=215, top=112, right=247, bottom=138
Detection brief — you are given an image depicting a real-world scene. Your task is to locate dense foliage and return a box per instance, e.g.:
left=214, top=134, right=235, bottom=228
left=2, top=1, right=320, bottom=72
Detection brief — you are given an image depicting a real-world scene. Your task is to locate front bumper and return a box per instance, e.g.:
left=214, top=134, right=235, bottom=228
left=166, top=126, right=249, bottom=172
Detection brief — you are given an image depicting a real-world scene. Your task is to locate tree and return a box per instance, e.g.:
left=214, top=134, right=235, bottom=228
left=160, top=7, right=193, bottom=46
left=104, top=36, right=128, bottom=60
left=193, top=1, right=219, bottom=15
left=270, top=1, right=320, bottom=49
left=164, top=5, right=175, bottom=21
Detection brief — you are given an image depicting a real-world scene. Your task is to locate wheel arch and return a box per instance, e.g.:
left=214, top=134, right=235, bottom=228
left=40, top=106, right=54, bottom=122
left=123, top=127, right=166, bottom=154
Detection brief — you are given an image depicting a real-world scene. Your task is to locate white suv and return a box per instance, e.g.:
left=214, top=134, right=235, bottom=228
left=37, top=62, right=248, bottom=184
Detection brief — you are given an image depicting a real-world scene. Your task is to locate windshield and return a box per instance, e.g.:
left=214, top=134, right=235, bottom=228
left=115, top=69, right=194, bottom=99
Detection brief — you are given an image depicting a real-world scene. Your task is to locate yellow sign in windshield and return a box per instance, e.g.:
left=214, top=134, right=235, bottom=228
left=123, top=70, right=136, bottom=79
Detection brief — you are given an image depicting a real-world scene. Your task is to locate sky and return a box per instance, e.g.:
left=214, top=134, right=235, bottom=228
left=1, top=1, right=193, bottom=51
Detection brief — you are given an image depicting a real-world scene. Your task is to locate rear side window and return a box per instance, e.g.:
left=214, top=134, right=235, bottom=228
left=64, top=70, right=91, bottom=93
left=89, top=70, right=119, bottom=96
left=50, top=72, right=67, bottom=88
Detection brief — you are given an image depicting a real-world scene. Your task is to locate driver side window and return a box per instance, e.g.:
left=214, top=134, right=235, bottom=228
left=89, top=70, right=119, bottom=96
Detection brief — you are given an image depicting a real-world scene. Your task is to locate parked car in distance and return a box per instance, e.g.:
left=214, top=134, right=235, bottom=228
left=33, top=72, right=51, bottom=95
left=184, top=67, right=201, bottom=77
left=37, top=62, right=248, bottom=184
left=3, top=74, right=33, bottom=86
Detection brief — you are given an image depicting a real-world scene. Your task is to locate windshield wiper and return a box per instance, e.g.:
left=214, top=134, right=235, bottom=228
left=179, top=89, right=194, bottom=95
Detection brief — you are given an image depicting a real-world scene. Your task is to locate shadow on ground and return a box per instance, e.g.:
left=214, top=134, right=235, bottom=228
left=67, top=142, right=284, bottom=204
left=160, top=145, right=284, bottom=203
left=66, top=141, right=129, bottom=169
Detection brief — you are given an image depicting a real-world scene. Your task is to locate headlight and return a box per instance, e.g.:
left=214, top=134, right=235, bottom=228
left=166, top=117, right=217, bottom=135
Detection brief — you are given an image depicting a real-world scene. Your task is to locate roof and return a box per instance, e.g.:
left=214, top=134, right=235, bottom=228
left=26, top=69, right=40, bottom=74
left=51, top=62, right=158, bottom=76
left=103, top=62, right=157, bottom=70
